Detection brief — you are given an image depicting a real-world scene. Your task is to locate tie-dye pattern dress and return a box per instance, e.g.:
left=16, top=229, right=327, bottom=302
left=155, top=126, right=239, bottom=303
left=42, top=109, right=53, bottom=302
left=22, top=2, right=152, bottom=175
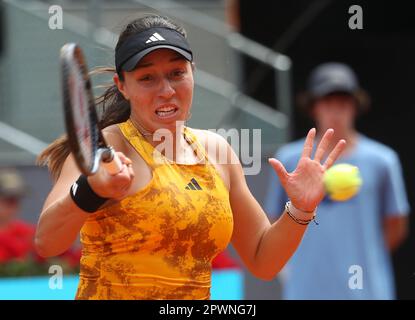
left=75, top=119, right=234, bottom=299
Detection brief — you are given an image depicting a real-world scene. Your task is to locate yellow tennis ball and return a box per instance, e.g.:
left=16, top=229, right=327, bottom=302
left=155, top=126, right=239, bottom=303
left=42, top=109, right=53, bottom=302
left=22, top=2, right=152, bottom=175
left=323, top=164, right=362, bottom=201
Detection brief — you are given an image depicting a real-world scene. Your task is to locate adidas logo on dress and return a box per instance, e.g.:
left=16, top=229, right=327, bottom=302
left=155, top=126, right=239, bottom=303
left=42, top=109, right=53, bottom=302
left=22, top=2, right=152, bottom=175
left=185, top=178, right=202, bottom=190
left=146, top=32, right=166, bottom=44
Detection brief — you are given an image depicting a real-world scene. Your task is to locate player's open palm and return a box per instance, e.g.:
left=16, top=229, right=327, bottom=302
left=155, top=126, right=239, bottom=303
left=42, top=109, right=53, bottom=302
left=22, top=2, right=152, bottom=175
left=269, top=128, right=346, bottom=212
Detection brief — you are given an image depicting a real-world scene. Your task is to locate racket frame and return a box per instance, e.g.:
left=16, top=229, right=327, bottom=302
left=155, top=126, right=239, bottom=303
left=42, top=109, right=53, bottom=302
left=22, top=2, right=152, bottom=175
left=60, top=43, right=122, bottom=176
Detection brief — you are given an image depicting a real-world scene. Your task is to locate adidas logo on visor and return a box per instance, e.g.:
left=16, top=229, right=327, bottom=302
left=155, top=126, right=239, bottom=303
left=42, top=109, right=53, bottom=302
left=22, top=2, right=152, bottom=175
left=145, top=32, right=166, bottom=43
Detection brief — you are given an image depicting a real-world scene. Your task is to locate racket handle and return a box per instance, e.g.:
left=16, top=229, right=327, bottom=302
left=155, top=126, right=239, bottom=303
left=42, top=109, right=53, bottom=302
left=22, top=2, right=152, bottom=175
left=101, top=147, right=123, bottom=175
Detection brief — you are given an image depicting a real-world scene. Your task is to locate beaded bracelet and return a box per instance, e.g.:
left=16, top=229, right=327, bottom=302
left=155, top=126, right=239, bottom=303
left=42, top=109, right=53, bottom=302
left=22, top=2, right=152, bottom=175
left=285, top=201, right=318, bottom=225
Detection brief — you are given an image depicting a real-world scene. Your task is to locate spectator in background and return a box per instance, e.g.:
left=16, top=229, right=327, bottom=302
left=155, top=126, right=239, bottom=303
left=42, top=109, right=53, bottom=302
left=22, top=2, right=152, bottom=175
left=0, top=168, right=32, bottom=263
left=0, top=168, right=80, bottom=275
left=264, top=62, right=410, bottom=299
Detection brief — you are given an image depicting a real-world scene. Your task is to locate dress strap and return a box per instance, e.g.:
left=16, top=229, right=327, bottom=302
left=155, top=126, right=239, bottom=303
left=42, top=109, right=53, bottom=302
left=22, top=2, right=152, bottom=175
left=183, top=127, right=210, bottom=164
left=118, top=120, right=211, bottom=166
left=118, top=119, right=159, bottom=168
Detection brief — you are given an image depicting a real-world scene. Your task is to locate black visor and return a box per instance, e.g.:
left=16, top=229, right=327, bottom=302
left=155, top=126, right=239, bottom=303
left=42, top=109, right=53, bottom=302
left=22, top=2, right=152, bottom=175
left=115, top=27, right=193, bottom=74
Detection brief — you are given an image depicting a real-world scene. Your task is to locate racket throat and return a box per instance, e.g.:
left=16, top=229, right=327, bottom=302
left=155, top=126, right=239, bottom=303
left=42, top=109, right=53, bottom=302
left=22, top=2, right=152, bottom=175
left=100, top=146, right=115, bottom=163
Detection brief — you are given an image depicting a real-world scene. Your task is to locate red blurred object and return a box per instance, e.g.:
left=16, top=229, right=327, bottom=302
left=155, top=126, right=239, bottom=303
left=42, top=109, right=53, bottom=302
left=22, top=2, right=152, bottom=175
left=0, top=220, right=35, bottom=262
left=0, top=219, right=81, bottom=269
left=212, top=250, right=240, bottom=269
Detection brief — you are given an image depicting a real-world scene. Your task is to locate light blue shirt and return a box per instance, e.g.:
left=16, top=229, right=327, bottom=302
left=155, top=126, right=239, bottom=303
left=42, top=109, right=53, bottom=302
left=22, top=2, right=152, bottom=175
left=264, top=134, right=410, bottom=300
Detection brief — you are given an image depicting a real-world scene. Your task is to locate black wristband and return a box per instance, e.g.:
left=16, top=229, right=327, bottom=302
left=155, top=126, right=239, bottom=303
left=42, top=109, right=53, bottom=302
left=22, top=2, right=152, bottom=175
left=70, top=175, right=108, bottom=213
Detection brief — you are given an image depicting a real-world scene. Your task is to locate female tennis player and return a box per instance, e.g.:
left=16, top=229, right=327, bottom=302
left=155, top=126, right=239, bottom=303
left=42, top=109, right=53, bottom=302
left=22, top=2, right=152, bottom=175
left=35, top=14, right=346, bottom=299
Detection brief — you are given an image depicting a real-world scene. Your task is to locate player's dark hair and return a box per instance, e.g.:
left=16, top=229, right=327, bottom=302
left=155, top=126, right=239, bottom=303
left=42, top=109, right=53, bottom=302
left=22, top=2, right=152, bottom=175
left=37, top=14, right=187, bottom=181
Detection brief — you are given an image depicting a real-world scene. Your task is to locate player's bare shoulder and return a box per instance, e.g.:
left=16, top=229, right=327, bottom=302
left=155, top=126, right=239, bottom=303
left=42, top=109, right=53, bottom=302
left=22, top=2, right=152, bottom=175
left=102, top=124, right=129, bottom=154
left=102, top=124, right=150, bottom=174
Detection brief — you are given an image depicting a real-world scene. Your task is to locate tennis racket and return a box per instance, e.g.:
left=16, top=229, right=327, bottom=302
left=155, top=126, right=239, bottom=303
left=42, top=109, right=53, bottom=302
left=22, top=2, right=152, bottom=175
left=60, top=43, right=122, bottom=176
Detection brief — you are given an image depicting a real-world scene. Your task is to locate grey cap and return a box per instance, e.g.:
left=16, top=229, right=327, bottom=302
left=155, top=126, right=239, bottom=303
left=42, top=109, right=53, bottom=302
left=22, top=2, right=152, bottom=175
left=308, top=62, right=359, bottom=97
left=297, top=62, right=370, bottom=113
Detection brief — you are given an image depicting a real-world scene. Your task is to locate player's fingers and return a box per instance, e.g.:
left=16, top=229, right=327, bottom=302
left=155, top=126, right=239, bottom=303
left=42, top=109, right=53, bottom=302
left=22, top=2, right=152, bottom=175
left=110, top=152, right=134, bottom=180
left=120, top=161, right=134, bottom=181
left=126, top=163, right=135, bottom=179
left=112, top=162, right=134, bottom=195
left=115, top=152, right=134, bottom=173
left=116, top=152, right=132, bottom=165
left=301, top=128, right=316, bottom=159
left=314, top=128, right=334, bottom=163
left=269, top=158, right=289, bottom=186
left=323, top=139, right=347, bottom=170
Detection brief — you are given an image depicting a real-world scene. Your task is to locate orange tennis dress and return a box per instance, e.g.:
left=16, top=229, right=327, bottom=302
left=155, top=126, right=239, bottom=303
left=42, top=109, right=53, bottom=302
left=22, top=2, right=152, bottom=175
left=75, top=120, right=233, bottom=299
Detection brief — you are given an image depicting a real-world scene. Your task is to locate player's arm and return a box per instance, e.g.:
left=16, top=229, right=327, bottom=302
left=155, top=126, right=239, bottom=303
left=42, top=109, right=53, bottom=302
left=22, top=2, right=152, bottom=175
left=228, top=129, right=345, bottom=280
left=35, top=154, right=91, bottom=257
left=381, top=151, right=410, bottom=252
left=35, top=129, right=132, bottom=257
left=229, top=158, right=309, bottom=280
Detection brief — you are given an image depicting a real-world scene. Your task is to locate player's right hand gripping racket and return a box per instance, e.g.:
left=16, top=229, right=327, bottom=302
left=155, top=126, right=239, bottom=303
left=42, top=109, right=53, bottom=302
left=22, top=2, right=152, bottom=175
left=60, top=43, right=123, bottom=176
